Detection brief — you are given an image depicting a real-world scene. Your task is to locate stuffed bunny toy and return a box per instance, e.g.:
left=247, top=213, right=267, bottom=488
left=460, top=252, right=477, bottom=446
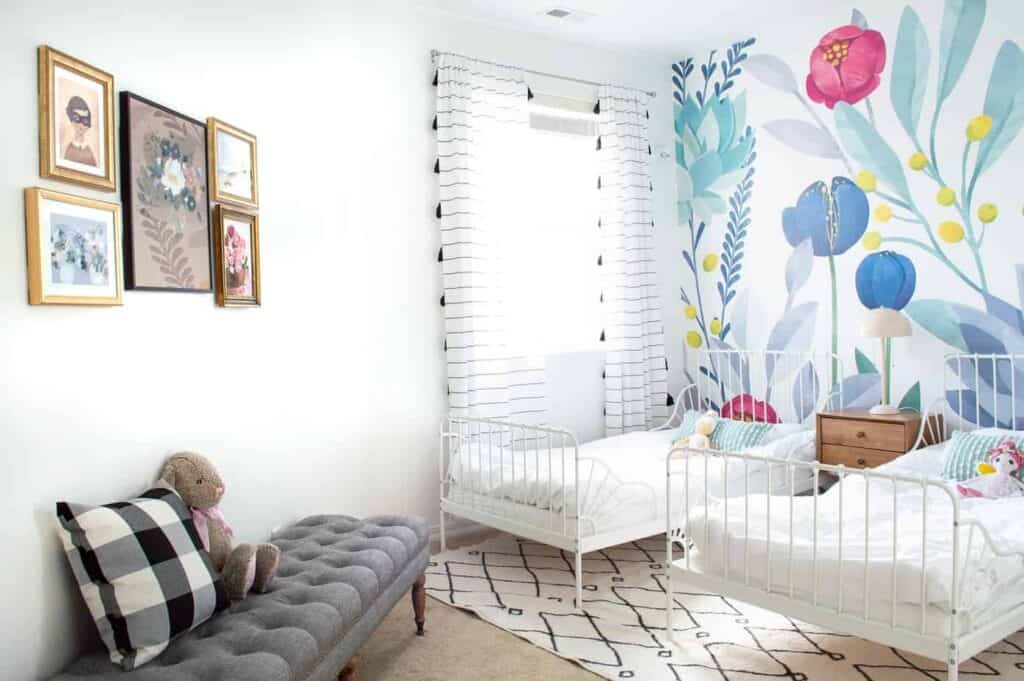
left=681, top=410, right=718, bottom=450
left=160, top=452, right=280, bottom=600
left=956, top=439, right=1024, bottom=499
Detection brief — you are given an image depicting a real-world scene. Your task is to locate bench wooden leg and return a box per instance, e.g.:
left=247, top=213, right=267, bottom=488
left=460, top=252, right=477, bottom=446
left=338, top=656, right=357, bottom=681
left=412, top=574, right=426, bottom=635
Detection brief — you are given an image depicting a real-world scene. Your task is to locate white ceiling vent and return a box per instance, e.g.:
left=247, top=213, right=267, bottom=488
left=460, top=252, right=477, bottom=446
left=540, top=7, right=594, bottom=23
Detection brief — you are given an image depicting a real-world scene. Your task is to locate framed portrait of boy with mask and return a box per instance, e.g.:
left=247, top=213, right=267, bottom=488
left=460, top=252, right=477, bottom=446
left=38, top=46, right=116, bottom=191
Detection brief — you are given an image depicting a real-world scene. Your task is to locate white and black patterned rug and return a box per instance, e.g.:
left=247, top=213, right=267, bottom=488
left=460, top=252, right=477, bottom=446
left=426, top=533, right=1024, bottom=680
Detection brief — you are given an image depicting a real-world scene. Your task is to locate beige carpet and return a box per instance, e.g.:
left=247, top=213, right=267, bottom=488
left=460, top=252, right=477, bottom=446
left=355, top=531, right=598, bottom=681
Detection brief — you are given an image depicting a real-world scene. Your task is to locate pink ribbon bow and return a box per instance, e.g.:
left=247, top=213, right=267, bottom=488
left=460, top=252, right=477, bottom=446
left=191, top=507, right=233, bottom=552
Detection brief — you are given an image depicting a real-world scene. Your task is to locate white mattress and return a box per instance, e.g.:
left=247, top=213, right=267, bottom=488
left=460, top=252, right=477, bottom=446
left=677, top=438, right=1024, bottom=625
left=447, top=426, right=818, bottom=539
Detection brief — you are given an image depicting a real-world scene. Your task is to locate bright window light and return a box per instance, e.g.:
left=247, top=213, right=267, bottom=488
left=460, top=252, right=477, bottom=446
left=503, top=107, right=602, bottom=356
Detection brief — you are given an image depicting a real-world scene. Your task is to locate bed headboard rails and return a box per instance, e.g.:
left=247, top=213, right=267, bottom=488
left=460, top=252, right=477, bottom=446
left=661, top=349, right=844, bottom=428
left=939, top=352, right=1024, bottom=434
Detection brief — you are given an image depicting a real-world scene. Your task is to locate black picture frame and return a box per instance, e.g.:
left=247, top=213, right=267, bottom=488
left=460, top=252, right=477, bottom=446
left=119, top=91, right=213, bottom=292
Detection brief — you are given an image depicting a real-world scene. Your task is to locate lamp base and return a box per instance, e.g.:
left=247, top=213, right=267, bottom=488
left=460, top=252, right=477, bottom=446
left=869, top=404, right=901, bottom=416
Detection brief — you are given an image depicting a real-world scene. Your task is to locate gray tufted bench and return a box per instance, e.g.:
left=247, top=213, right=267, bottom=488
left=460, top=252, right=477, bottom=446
left=48, top=514, right=430, bottom=681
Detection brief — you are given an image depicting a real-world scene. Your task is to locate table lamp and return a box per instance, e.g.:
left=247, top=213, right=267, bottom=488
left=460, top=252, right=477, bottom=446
left=861, top=307, right=911, bottom=415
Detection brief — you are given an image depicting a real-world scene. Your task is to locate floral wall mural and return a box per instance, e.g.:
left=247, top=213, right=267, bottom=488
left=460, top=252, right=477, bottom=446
left=674, top=0, right=1024, bottom=426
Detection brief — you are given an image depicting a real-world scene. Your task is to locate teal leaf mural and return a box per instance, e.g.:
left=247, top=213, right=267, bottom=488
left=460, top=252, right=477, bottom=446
left=838, top=373, right=883, bottom=409
left=975, top=40, right=1024, bottom=176
left=899, top=381, right=922, bottom=411
left=834, top=102, right=912, bottom=201
left=762, top=119, right=844, bottom=159
left=851, top=8, right=869, bottom=30
left=936, top=0, right=987, bottom=107
left=890, top=6, right=930, bottom=139
left=855, top=348, right=879, bottom=374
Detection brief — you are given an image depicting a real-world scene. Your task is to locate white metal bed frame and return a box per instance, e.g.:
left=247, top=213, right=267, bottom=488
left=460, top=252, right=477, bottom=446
left=665, top=352, right=1024, bottom=680
left=439, top=349, right=842, bottom=609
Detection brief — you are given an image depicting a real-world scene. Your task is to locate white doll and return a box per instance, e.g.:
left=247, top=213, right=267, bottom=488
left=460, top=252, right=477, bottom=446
left=956, top=439, right=1024, bottom=499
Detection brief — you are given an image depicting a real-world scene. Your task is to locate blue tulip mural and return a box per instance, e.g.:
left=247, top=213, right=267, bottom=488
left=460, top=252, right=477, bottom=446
left=782, top=177, right=869, bottom=385
left=856, top=251, right=916, bottom=311
left=856, top=251, right=918, bottom=404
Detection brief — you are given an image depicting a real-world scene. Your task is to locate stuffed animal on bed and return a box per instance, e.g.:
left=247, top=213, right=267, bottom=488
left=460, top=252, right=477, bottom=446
left=676, top=410, right=718, bottom=450
left=160, top=452, right=280, bottom=600
left=956, top=439, right=1024, bottom=499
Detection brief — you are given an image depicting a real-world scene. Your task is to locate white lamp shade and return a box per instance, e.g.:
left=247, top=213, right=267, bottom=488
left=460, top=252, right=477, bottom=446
left=861, top=307, right=912, bottom=338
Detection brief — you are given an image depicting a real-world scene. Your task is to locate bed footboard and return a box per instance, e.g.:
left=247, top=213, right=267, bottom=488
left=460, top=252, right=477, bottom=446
left=439, top=415, right=658, bottom=607
left=665, top=444, right=1024, bottom=672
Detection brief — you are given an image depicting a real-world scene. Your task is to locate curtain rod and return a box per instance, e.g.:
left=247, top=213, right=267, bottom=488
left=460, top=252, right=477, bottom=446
left=430, top=49, right=656, bottom=99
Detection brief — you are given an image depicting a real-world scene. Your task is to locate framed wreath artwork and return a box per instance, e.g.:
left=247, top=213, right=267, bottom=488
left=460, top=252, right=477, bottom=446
left=38, top=46, right=117, bottom=191
left=213, top=205, right=260, bottom=307
left=120, top=92, right=212, bottom=291
left=24, top=187, right=122, bottom=306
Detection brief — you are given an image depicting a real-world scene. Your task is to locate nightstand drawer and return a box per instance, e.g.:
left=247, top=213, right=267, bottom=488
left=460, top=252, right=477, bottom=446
left=820, top=444, right=899, bottom=469
left=820, top=418, right=905, bottom=451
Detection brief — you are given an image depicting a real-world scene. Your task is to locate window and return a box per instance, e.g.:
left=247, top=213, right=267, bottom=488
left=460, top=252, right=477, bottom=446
left=503, top=101, right=602, bottom=356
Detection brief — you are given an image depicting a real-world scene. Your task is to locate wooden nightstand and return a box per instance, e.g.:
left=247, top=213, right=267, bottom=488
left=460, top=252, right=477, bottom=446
left=816, top=409, right=941, bottom=469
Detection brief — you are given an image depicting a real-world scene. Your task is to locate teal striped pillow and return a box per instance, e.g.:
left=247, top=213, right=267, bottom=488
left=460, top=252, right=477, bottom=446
left=941, top=431, right=1024, bottom=481
left=711, top=420, right=772, bottom=451
left=675, top=410, right=702, bottom=440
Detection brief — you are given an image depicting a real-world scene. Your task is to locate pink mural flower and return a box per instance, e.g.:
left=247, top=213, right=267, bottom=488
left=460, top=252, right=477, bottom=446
left=806, top=25, right=886, bottom=109
left=721, top=395, right=781, bottom=424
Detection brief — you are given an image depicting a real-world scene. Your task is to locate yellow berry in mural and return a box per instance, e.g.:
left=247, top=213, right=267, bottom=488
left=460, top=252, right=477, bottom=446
left=966, top=114, right=993, bottom=141
left=939, top=220, right=965, bottom=243
left=936, top=187, right=956, bottom=206
left=908, top=152, right=928, bottom=171
left=978, top=203, right=998, bottom=224
left=702, top=253, right=719, bottom=272
left=709, top=318, right=722, bottom=335
left=684, top=304, right=697, bottom=320
left=686, top=331, right=703, bottom=348
left=855, top=170, right=877, bottom=192
left=874, top=204, right=892, bottom=222
left=862, top=231, right=882, bottom=251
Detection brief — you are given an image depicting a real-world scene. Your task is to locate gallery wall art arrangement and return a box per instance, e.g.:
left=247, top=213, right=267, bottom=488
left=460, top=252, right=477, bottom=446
left=30, top=45, right=261, bottom=307
left=674, top=0, right=1023, bottom=428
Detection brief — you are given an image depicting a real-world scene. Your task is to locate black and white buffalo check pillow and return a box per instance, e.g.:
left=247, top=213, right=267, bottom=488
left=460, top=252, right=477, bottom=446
left=56, top=485, right=228, bottom=670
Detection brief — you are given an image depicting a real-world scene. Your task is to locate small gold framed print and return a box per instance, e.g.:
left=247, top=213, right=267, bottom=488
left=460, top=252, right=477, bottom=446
left=213, top=205, right=261, bottom=307
left=24, top=187, right=123, bottom=306
left=38, top=46, right=117, bottom=191
left=207, top=118, right=258, bottom=209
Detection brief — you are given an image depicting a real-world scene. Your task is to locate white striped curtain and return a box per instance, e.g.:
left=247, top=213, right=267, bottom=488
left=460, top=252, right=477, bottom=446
left=597, top=85, right=668, bottom=435
left=435, top=53, right=547, bottom=424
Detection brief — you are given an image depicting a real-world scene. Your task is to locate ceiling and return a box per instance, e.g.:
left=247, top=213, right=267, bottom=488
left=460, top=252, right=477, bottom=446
left=418, top=0, right=819, bottom=57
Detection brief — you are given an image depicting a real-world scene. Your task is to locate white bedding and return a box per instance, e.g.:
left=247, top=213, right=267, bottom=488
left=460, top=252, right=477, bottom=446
left=678, top=438, right=1024, bottom=623
left=447, top=425, right=817, bottom=537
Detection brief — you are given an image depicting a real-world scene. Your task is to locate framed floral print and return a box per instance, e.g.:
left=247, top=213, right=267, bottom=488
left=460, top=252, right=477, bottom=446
left=207, top=118, right=259, bottom=209
left=120, top=92, right=212, bottom=292
left=213, top=206, right=260, bottom=307
left=38, top=46, right=116, bottom=191
left=24, top=187, right=122, bottom=306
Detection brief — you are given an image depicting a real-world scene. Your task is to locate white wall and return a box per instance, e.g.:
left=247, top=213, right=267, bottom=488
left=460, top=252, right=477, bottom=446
left=0, top=2, right=679, bottom=678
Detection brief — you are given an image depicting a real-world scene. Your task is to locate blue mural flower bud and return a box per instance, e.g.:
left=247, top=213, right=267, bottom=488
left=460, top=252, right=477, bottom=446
left=855, top=251, right=916, bottom=311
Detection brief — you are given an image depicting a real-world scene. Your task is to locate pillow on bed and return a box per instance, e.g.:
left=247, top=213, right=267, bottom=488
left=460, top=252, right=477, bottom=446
left=940, top=430, right=1024, bottom=481
left=675, top=410, right=703, bottom=440
left=711, top=420, right=773, bottom=451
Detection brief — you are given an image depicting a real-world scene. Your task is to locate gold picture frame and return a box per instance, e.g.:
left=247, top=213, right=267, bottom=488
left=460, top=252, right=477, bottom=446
left=38, top=46, right=117, bottom=191
left=213, top=205, right=261, bottom=307
left=207, top=118, right=259, bottom=209
left=24, top=187, right=123, bottom=306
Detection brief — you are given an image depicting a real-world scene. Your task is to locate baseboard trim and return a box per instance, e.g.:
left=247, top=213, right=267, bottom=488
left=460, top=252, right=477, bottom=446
left=430, top=515, right=488, bottom=545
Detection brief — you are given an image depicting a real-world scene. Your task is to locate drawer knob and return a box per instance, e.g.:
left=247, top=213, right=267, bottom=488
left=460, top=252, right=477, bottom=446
left=857, top=458, right=867, bottom=466
left=856, top=430, right=866, bottom=439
